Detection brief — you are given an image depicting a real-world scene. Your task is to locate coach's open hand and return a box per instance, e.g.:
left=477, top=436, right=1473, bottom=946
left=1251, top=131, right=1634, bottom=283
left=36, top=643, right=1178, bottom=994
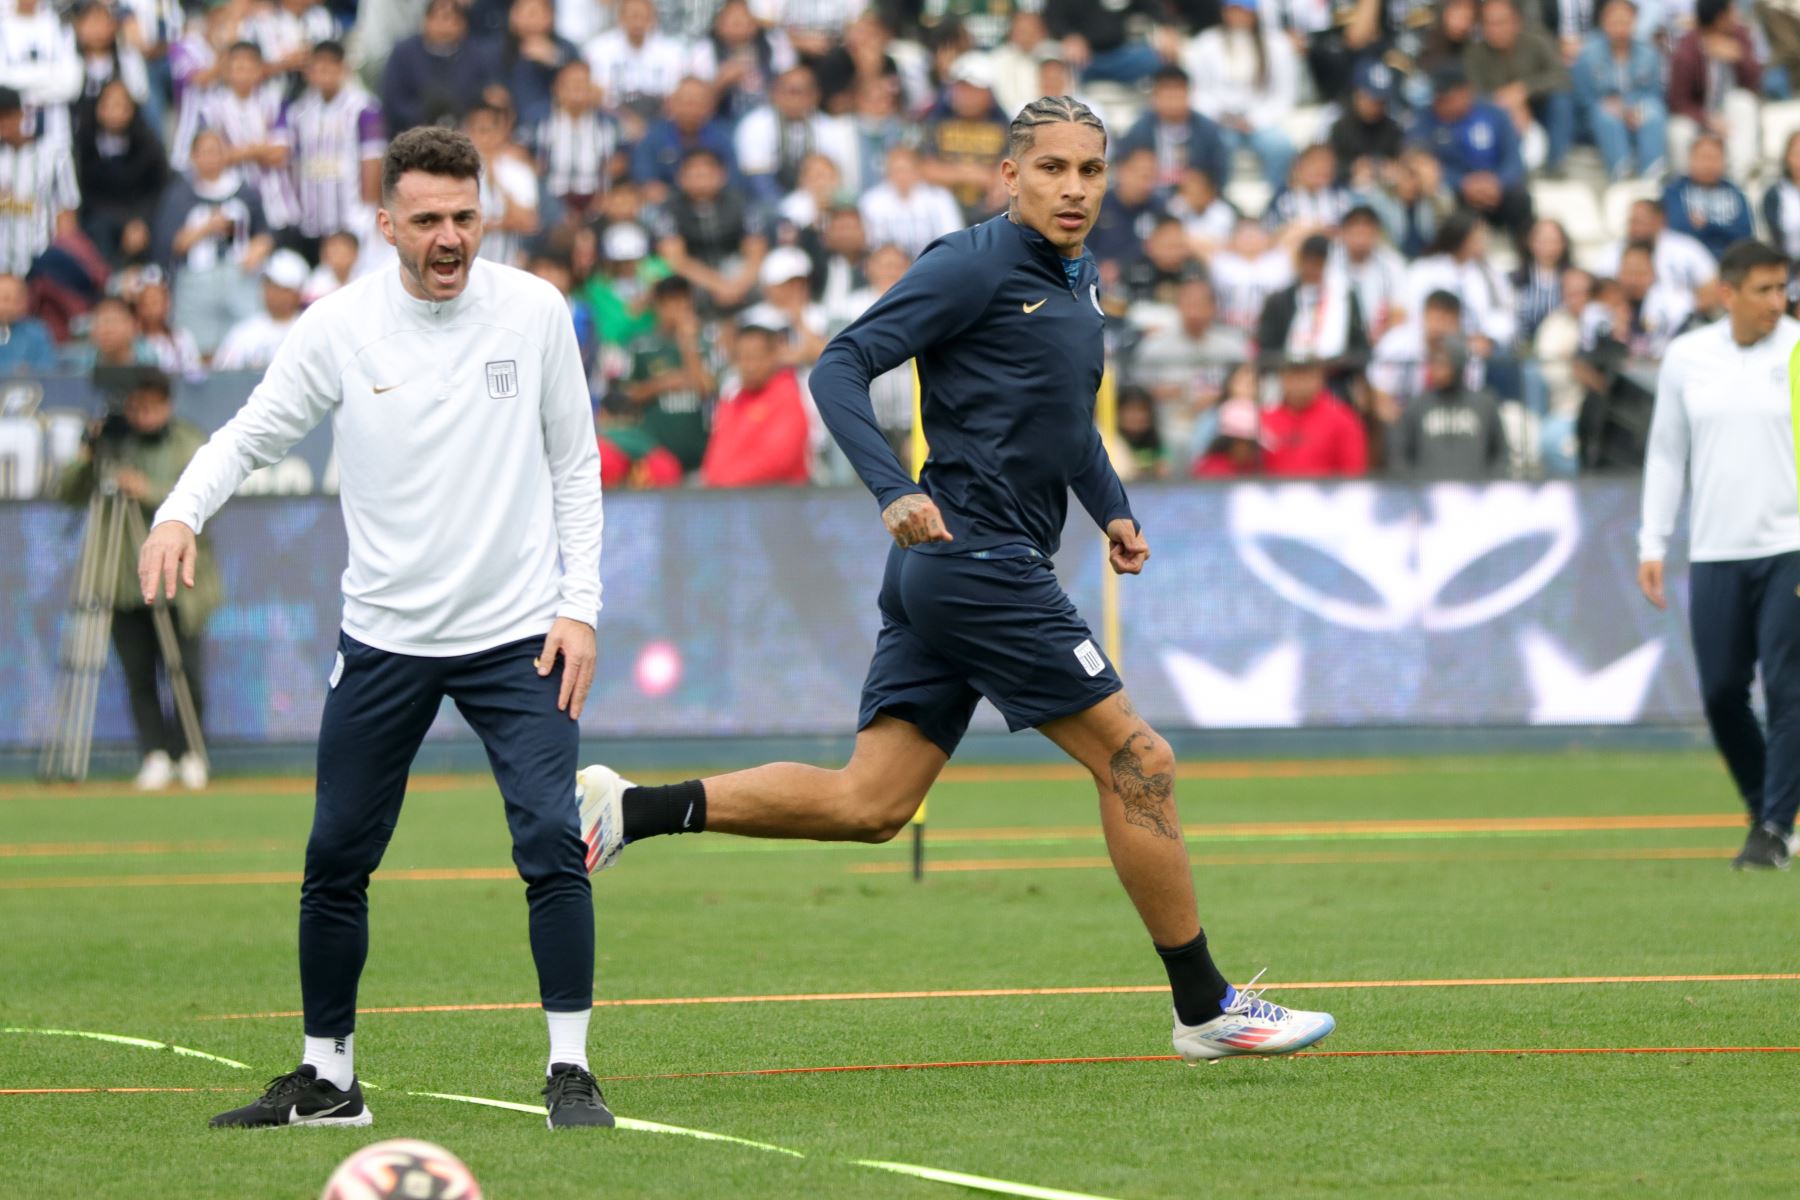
left=1107, top=519, right=1149, bottom=575
left=882, top=493, right=954, bottom=548
left=538, top=618, right=597, bottom=719
left=1637, top=560, right=1665, bottom=610
left=138, top=520, right=198, bottom=603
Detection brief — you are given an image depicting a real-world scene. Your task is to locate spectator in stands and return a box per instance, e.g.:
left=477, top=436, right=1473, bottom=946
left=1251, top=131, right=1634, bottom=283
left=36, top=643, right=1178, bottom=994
left=1420, top=0, right=1481, bottom=76
left=689, top=0, right=795, bottom=125
left=1337, top=204, right=1408, bottom=343
left=701, top=321, right=811, bottom=487
left=381, top=0, right=501, bottom=134
left=534, top=59, right=621, bottom=225
left=1088, top=146, right=1168, bottom=280
left=584, top=221, right=663, bottom=366
left=1371, top=289, right=1481, bottom=426
left=1183, top=0, right=1299, bottom=188
left=1668, top=0, right=1762, bottom=181
left=1361, top=146, right=1454, bottom=259
left=1598, top=197, right=1721, bottom=310
left=1512, top=217, right=1572, bottom=342
left=745, top=245, right=829, bottom=367
left=922, top=54, right=1010, bottom=223
left=811, top=9, right=903, bottom=115
left=767, top=0, right=862, bottom=64
left=1574, top=0, right=1668, bottom=181
left=1412, top=63, right=1534, bottom=246
left=0, top=86, right=81, bottom=280
left=847, top=75, right=909, bottom=198
left=213, top=248, right=307, bottom=371
left=281, top=40, right=384, bottom=266
left=301, top=231, right=360, bottom=305
left=1192, top=391, right=1264, bottom=478
left=243, top=0, right=338, bottom=82
left=1663, top=133, right=1753, bottom=260
left=1466, top=0, right=1576, bottom=176
left=72, top=1, right=153, bottom=126
left=1129, top=275, right=1254, bottom=460
left=1609, top=238, right=1695, bottom=358
left=632, top=76, right=732, bottom=205
left=1115, top=65, right=1232, bottom=198
left=1329, top=59, right=1406, bottom=189
left=1532, top=266, right=1596, bottom=474
left=584, top=0, right=687, bottom=123
left=779, top=152, right=845, bottom=237
left=1396, top=335, right=1507, bottom=478
left=130, top=269, right=203, bottom=381
left=1044, top=0, right=1178, bottom=85
left=618, top=275, right=718, bottom=475
left=1124, top=219, right=1200, bottom=305
left=1259, top=356, right=1369, bottom=476
left=1761, top=130, right=1800, bottom=260
left=858, top=144, right=964, bottom=260
left=991, top=11, right=1052, bottom=116
left=833, top=240, right=916, bottom=459
left=0, top=273, right=56, bottom=375
left=1406, top=211, right=1518, bottom=358
left=1168, top=166, right=1236, bottom=255
left=74, top=80, right=166, bottom=268
left=1111, top=386, right=1167, bottom=480
left=1, top=0, right=82, bottom=152
left=153, top=128, right=270, bottom=357
left=1266, top=144, right=1354, bottom=236
left=1259, top=233, right=1370, bottom=399
left=172, top=41, right=297, bottom=236
left=810, top=204, right=869, bottom=329
left=63, top=294, right=154, bottom=372
left=54, top=368, right=217, bottom=792
left=736, top=65, right=857, bottom=206
left=465, top=99, right=539, bottom=267
left=117, top=1, right=182, bottom=132
left=496, top=0, right=577, bottom=129
left=654, top=147, right=770, bottom=312
left=1211, top=216, right=1294, bottom=331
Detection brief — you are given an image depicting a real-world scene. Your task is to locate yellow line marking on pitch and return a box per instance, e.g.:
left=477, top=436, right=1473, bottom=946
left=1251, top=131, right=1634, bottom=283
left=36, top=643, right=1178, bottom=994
left=850, top=847, right=1737, bottom=874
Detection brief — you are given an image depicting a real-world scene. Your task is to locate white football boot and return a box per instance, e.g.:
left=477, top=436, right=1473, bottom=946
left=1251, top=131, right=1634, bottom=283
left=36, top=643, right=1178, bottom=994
left=134, top=751, right=174, bottom=791
left=1172, top=970, right=1336, bottom=1062
left=576, top=764, right=632, bottom=874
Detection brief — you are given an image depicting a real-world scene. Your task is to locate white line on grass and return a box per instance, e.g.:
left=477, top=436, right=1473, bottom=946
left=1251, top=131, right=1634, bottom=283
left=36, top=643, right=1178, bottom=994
left=2, top=1027, right=251, bottom=1070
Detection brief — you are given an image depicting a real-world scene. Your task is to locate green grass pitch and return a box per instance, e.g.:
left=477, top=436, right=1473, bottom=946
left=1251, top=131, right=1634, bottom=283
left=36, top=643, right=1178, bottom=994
left=3, top=751, right=1798, bottom=1198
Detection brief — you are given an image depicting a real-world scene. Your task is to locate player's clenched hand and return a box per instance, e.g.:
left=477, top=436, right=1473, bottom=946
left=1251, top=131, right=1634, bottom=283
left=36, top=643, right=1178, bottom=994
left=1637, top=560, right=1666, bottom=611
left=882, top=493, right=954, bottom=548
left=1107, top=519, right=1149, bottom=576
left=538, top=617, right=597, bottom=720
left=138, top=520, right=198, bottom=603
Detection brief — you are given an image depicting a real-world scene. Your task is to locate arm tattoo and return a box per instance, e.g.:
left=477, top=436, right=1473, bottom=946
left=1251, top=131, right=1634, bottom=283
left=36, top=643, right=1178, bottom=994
left=1110, top=731, right=1178, bottom=840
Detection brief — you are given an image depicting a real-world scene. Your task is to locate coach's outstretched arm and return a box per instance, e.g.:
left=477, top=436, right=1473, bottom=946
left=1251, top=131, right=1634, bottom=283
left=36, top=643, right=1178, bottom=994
left=809, top=242, right=1000, bottom=541
left=537, top=287, right=606, bottom=718
left=139, top=309, right=341, bottom=602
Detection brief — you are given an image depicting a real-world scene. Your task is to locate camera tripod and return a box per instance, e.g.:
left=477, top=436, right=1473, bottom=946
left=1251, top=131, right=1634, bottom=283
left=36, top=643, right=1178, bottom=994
left=39, top=461, right=206, bottom=783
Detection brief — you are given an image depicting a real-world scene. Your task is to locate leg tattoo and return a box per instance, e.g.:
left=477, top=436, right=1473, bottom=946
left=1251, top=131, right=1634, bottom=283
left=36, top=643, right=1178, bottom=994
left=1110, top=731, right=1178, bottom=839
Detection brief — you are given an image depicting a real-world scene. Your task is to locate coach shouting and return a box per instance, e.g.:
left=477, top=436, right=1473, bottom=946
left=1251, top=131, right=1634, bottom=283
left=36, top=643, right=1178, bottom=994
left=138, top=128, right=611, bottom=1128
left=1639, top=239, right=1800, bottom=872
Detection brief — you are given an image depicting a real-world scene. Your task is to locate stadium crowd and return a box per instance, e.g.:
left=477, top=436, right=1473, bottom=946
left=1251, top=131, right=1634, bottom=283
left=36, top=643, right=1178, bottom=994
left=4, top=0, right=1800, bottom=485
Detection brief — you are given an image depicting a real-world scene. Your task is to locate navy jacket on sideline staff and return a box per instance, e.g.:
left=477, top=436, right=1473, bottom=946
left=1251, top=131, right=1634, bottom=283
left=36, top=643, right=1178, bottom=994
left=809, top=214, right=1135, bottom=560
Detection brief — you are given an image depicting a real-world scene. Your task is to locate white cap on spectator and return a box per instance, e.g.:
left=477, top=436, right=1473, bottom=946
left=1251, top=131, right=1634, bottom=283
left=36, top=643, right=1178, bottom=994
left=760, top=246, right=813, bottom=289
left=949, top=52, right=996, bottom=91
left=603, top=223, right=649, bottom=262
left=263, top=249, right=310, bottom=291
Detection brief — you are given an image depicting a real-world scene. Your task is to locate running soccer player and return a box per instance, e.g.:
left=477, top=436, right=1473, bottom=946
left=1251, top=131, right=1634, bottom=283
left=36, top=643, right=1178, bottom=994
left=578, top=97, right=1336, bottom=1061
left=1639, top=238, right=1800, bottom=871
left=139, top=128, right=613, bottom=1128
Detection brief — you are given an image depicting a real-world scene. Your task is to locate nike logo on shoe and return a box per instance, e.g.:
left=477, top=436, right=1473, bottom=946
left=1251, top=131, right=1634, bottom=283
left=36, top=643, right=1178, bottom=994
left=1022, top=299, right=1047, bottom=313
left=289, top=1099, right=351, bottom=1123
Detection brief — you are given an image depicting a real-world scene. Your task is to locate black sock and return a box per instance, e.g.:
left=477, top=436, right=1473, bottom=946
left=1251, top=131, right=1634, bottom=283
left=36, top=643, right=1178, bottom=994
left=621, top=780, right=707, bottom=842
left=1155, top=932, right=1231, bottom=1025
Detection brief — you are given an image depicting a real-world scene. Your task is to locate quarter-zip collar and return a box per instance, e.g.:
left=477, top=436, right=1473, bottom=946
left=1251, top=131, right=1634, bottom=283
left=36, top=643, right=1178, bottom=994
left=1004, top=213, right=1095, bottom=294
left=391, top=258, right=478, bottom=320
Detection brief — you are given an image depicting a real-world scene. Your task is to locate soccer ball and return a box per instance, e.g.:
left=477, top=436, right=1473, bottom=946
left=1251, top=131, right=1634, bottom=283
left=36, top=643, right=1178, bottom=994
left=321, top=1139, right=482, bottom=1200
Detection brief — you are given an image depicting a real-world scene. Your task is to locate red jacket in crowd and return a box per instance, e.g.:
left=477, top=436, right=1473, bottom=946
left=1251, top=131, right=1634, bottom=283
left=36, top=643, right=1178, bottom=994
left=700, top=367, right=812, bottom=488
left=1258, top=393, right=1369, bottom=477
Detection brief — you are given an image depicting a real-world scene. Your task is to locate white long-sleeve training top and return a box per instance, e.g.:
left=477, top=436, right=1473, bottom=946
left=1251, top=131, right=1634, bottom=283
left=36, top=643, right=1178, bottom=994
left=156, top=259, right=604, bottom=656
left=1638, top=315, right=1800, bottom=564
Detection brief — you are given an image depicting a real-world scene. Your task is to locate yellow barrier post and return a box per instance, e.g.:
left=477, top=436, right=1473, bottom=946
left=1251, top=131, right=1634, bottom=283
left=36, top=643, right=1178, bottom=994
left=909, top=361, right=927, bottom=881
left=1095, top=371, right=1122, bottom=666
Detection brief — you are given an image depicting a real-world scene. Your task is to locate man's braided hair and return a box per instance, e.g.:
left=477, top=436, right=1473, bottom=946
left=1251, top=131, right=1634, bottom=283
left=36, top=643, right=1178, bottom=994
left=1006, top=95, right=1107, bottom=160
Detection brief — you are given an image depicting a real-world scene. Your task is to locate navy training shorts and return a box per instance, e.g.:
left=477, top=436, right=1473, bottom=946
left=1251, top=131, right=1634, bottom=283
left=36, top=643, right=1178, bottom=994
left=856, top=543, right=1124, bottom=756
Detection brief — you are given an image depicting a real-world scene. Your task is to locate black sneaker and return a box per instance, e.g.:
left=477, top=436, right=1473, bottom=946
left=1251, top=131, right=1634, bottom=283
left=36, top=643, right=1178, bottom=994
left=543, top=1062, right=615, bottom=1129
left=209, top=1065, right=372, bottom=1128
left=1732, top=824, right=1793, bottom=871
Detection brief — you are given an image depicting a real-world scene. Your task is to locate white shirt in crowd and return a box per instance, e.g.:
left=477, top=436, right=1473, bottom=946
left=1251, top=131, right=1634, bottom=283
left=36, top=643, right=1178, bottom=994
left=477, top=153, right=540, bottom=268
left=1405, top=254, right=1518, bottom=347
left=212, top=312, right=299, bottom=371
left=1209, top=248, right=1294, bottom=332
left=733, top=105, right=861, bottom=192
left=1369, top=320, right=1487, bottom=405
left=1639, top=316, right=1800, bottom=563
left=1181, top=26, right=1299, bottom=130
left=0, top=5, right=80, bottom=148
left=1594, top=229, right=1719, bottom=297
left=583, top=29, right=688, bottom=108
left=857, top=180, right=964, bottom=259
left=0, top=134, right=79, bottom=276
left=155, top=260, right=604, bottom=655
left=1336, top=243, right=1409, bottom=338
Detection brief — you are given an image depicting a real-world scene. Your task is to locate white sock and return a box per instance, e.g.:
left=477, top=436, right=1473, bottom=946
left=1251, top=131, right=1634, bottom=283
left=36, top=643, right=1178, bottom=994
left=302, top=1033, right=355, bottom=1090
left=545, top=1008, right=591, bottom=1074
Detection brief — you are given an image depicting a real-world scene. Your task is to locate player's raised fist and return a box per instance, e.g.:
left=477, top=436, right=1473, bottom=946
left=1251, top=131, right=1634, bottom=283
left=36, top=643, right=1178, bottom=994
left=882, top=493, right=954, bottom=548
left=1107, top=519, right=1149, bottom=575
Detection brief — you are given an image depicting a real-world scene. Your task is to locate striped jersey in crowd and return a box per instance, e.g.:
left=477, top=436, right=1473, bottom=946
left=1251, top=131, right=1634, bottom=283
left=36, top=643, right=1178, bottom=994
left=0, top=134, right=80, bottom=276
left=173, top=86, right=301, bottom=231
left=533, top=106, right=619, bottom=203
left=279, top=84, right=385, bottom=239
left=0, top=5, right=79, bottom=150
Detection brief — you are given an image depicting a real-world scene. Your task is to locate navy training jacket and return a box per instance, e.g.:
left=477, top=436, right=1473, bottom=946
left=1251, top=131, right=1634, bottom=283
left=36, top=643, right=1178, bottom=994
left=809, top=213, right=1135, bottom=560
